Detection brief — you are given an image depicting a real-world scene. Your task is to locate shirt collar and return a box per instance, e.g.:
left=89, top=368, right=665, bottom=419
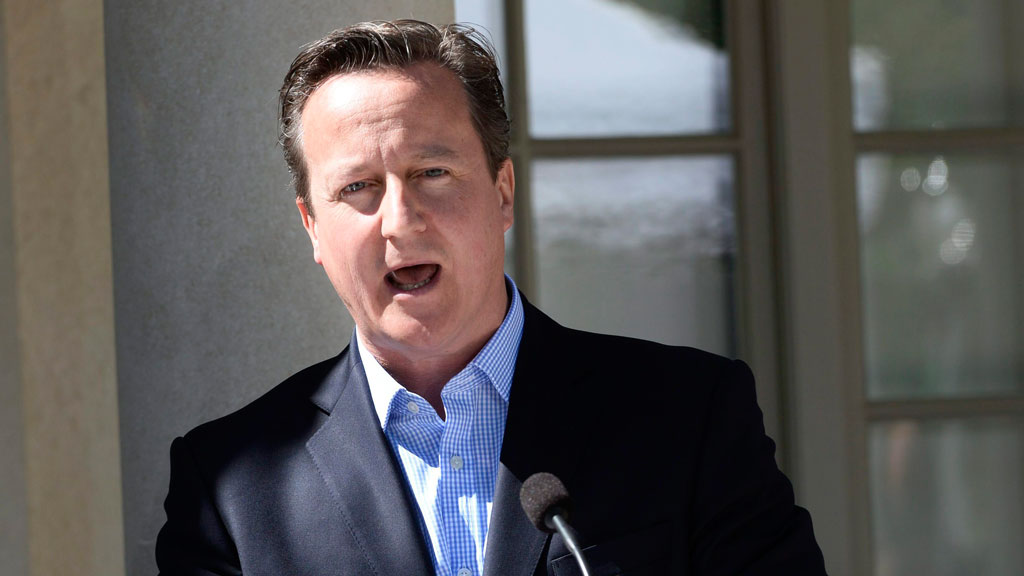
left=358, top=275, right=524, bottom=430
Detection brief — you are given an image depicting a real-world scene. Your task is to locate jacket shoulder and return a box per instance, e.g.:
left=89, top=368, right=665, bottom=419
left=521, top=295, right=737, bottom=379
left=556, top=321, right=741, bottom=387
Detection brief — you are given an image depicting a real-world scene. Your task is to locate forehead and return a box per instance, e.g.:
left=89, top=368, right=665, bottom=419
left=302, top=63, right=473, bottom=140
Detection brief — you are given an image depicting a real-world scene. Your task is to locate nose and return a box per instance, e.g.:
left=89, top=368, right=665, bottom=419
left=379, top=177, right=427, bottom=239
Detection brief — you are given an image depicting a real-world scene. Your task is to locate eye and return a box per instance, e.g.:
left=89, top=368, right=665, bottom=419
left=342, top=181, right=368, bottom=193
left=422, top=168, right=448, bottom=178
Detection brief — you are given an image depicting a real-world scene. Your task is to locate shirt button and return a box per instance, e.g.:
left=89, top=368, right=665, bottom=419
left=406, top=401, right=419, bottom=414
left=450, top=454, right=464, bottom=470
left=457, top=569, right=471, bottom=576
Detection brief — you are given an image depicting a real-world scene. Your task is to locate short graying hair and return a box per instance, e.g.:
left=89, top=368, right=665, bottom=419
left=278, top=19, right=510, bottom=215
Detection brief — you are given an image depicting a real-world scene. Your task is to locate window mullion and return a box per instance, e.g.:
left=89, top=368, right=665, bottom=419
left=504, top=0, right=536, bottom=299
left=855, top=128, right=1024, bottom=151
left=729, top=0, right=786, bottom=472
left=530, top=136, right=739, bottom=158
left=866, top=396, right=1024, bottom=421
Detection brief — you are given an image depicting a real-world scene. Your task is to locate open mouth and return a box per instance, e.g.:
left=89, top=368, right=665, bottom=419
left=385, top=263, right=440, bottom=292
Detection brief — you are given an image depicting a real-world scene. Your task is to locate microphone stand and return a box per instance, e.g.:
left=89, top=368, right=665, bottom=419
left=548, top=512, right=593, bottom=576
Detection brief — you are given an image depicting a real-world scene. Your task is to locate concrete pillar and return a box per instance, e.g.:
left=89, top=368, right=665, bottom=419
left=103, top=2, right=452, bottom=573
left=0, top=3, right=29, bottom=574
left=1, top=1, right=125, bottom=575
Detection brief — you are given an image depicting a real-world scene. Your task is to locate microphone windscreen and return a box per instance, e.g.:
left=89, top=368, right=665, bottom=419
left=519, top=472, right=571, bottom=533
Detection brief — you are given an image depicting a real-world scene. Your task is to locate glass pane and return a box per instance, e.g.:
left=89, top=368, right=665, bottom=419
left=454, top=0, right=508, bottom=89
left=532, top=156, right=735, bottom=356
left=851, top=0, right=1024, bottom=131
left=858, top=152, right=1024, bottom=399
left=525, top=0, right=730, bottom=138
left=870, top=418, right=1024, bottom=576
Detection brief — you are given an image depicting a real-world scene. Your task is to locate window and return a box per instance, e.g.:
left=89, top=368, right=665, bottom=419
left=851, top=1, right=1024, bottom=573
left=455, top=0, right=783, bottom=444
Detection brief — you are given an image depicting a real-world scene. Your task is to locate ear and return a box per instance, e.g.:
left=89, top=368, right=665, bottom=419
left=296, top=196, right=323, bottom=265
left=496, top=158, right=515, bottom=233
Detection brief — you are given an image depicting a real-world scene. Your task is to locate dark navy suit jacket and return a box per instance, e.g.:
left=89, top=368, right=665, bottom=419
left=156, top=299, right=827, bottom=575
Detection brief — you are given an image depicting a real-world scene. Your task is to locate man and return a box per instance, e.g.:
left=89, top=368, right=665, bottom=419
left=156, top=20, right=826, bottom=576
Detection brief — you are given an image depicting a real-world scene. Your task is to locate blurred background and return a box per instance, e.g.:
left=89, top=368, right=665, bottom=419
left=1, top=0, right=1021, bottom=575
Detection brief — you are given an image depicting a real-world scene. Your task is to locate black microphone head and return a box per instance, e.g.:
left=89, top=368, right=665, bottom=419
left=519, top=472, right=571, bottom=533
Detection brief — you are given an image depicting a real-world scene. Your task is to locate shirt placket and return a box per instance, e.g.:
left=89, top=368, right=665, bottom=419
left=437, top=377, right=482, bottom=576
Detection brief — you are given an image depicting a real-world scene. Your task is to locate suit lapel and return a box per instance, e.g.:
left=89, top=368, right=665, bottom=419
left=305, top=344, right=434, bottom=575
left=484, top=298, right=593, bottom=576
left=483, top=462, right=547, bottom=576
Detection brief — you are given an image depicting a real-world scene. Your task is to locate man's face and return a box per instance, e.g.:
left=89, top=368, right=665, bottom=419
left=297, top=62, right=514, bottom=364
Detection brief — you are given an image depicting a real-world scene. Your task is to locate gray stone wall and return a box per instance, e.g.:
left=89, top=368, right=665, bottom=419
left=104, top=2, right=453, bottom=573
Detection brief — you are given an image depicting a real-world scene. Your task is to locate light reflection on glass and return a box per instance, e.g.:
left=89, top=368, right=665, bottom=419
left=939, top=218, right=976, bottom=266
left=923, top=157, right=949, bottom=196
left=939, top=238, right=966, bottom=265
left=900, top=167, right=922, bottom=192
left=950, top=218, right=975, bottom=250
left=857, top=152, right=1023, bottom=399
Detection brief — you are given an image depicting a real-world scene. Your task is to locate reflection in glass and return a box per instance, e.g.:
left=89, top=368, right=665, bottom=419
left=851, top=0, right=1024, bottom=131
left=525, top=0, right=730, bottom=137
left=870, top=418, right=1024, bottom=576
left=857, top=153, right=1024, bottom=399
left=532, top=156, right=735, bottom=356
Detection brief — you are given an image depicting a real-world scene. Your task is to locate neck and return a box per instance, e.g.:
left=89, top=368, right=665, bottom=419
left=379, top=353, right=474, bottom=419
left=361, top=287, right=511, bottom=419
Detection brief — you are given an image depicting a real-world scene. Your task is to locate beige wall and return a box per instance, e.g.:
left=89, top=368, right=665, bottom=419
left=1, top=0, right=125, bottom=575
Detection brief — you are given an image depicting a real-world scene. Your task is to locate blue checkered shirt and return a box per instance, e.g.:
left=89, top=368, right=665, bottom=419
left=358, top=278, right=524, bottom=576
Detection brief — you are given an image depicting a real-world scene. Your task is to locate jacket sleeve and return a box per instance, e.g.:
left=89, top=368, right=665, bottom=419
left=688, top=360, right=828, bottom=575
left=156, top=436, right=243, bottom=576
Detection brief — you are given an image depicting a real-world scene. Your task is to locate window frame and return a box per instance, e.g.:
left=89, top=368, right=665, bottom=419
left=776, top=1, right=1024, bottom=574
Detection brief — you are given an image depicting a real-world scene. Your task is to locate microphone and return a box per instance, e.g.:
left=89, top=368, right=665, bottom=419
left=519, top=472, right=594, bottom=576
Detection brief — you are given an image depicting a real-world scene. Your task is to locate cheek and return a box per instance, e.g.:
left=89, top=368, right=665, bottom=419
left=459, top=208, right=507, bottom=266
left=318, top=220, right=374, bottom=273
left=327, top=239, right=382, bottom=310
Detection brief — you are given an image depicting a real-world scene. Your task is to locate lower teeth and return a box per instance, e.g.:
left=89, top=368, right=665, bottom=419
left=390, top=272, right=433, bottom=291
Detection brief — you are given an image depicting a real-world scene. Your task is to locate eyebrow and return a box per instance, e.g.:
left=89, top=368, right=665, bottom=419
left=413, top=145, right=460, bottom=161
